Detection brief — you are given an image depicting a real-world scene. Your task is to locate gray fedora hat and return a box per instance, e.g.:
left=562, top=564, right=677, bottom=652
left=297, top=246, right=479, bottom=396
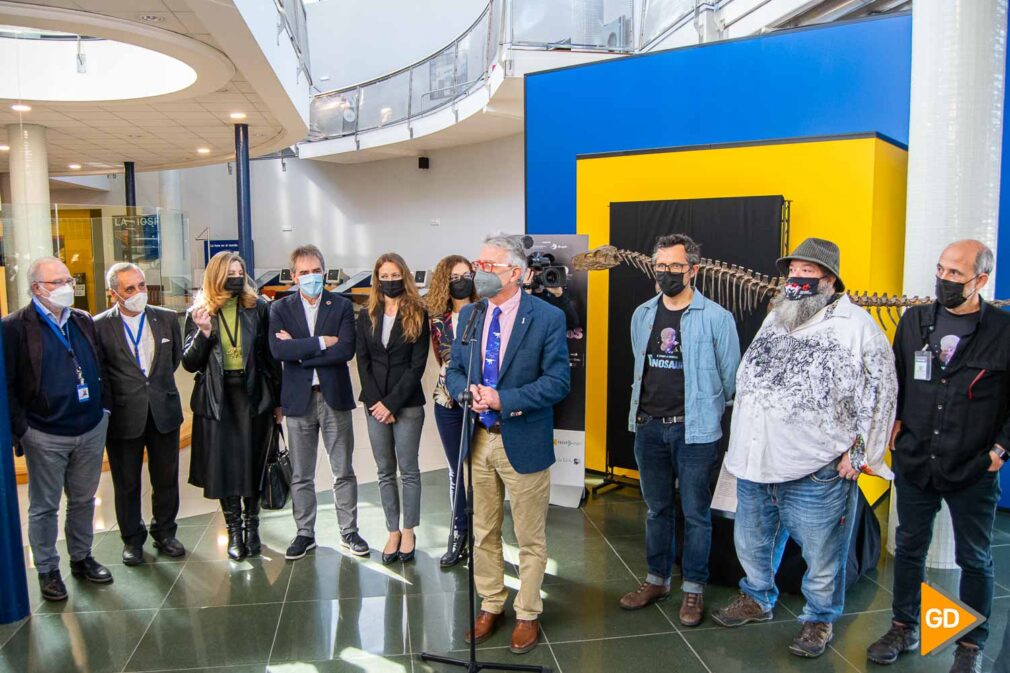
left=776, top=237, right=845, bottom=291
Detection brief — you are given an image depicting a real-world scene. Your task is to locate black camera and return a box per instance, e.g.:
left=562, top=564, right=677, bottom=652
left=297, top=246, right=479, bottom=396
left=526, top=250, right=568, bottom=290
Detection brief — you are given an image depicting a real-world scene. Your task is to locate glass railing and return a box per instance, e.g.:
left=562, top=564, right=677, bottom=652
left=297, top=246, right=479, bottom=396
left=640, top=0, right=697, bottom=49
left=0, top=203, right=194, bottom=316
left=308, top=0, right=635, bottom=141
left=276, top=0, right=312, bottom=86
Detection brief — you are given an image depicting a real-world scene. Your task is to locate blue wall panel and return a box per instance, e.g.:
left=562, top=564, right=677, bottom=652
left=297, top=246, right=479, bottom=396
left=997, top=7, right=1010, bottom=302
left=525, top=15, right=913, bottom=234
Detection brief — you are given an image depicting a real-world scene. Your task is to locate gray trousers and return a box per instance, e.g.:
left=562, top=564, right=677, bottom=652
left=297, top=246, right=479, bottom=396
left=22, top=413, right=109, bottom=574
left=286, top=392, right=357, bottom=537
left=365, top=405, right=424, bottom=532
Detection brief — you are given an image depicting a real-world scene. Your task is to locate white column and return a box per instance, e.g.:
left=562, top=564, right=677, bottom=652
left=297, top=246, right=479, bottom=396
left=6, top=123, right=53, bottom=309
left=903, top=0, right=1008, bottom=296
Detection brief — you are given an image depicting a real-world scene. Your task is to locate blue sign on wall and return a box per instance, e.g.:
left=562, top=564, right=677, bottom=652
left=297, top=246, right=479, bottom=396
left=523, top=15, right=914, bottom=235
left=204, top=239, right=241, bottom=265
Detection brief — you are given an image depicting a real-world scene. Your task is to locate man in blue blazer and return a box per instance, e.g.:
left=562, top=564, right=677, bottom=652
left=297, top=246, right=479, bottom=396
left=269, top=245, right=367, bottom=561
left=446, top=234, right=571, bottom=655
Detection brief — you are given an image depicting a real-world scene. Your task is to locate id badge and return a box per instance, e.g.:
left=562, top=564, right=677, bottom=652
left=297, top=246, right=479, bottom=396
left=77, top=384, right=90, bottom=403
left=914, top=351, right=932, bottom=381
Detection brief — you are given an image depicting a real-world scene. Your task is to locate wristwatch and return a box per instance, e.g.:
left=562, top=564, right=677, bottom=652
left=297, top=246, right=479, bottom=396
left=993, top=444, right=1009, bottom=464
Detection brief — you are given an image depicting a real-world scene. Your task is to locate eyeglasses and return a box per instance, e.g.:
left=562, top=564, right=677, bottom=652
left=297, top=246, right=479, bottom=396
left=653, top=263, right=691, bottom=274
left=450, top=272, right=474, bottom=282
left=472, top=260, right=513, bottom=274
left=38, top=278, right=75, bottom=287
left=378, top=273, right=403, bottom=281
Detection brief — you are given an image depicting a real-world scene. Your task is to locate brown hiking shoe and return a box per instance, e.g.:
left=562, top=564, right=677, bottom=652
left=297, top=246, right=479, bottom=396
left=711, top=592, right=774, bottom=627
left=789, top=621, right=833, bottom=658
left=679, top=592, right=704, bottom=627
left=619, top=582, right=670, bottom=610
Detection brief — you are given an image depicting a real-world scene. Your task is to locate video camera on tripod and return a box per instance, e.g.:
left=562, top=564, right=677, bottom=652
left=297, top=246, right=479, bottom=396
left=521, top=236, right=568, bottom=291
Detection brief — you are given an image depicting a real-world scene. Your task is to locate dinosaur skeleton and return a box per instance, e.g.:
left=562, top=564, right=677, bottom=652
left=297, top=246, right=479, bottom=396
left=572, top=245, right=1009, bottom=328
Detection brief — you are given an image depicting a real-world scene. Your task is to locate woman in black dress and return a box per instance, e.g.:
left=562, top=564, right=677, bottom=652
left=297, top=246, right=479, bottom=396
left=184, top=251, right=281, bottom=561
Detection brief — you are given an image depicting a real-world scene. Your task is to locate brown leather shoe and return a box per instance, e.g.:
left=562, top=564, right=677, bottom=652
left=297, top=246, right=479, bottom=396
left=619, top=582, right=671, bottom=610
left=465, top=610, right=504, bottom=645
left=679, top=592, right=704, bottom=627
left=510, top=618, right=539, bottom=654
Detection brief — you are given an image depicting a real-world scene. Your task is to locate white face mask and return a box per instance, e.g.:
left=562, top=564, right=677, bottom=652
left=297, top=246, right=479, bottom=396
left=117, top=291, right=148, bottom=314
left=46, top=285, right=75, bottom=311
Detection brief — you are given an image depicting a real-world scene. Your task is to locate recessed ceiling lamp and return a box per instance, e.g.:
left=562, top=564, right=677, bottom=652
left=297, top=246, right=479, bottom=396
left=11, top=103, right=31, bottom=112
left=137, top=15, right=165, bottom=23
left=0, top=145, right=9, bottom=151
left=229, top=112, right=247, bottom=120
left=197, top=147, right=211, bottom=154
left=68, top=163, right=81, bottom=170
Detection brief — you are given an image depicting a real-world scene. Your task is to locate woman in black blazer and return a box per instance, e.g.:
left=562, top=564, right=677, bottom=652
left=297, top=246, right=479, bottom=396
left=183, top=251, right=281, bottom=562
left=356, top=252, right=430, bottom=564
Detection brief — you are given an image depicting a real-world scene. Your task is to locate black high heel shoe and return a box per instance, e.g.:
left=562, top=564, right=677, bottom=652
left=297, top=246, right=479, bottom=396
left=382, top=533, right=402, bottom=565
left=398, top=532, right=416, bottom=563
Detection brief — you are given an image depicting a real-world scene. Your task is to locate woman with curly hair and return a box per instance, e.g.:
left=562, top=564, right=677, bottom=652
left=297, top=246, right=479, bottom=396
left=356, top=253, right=430, bottom=564
left=426, top=254, right=478, bottom=567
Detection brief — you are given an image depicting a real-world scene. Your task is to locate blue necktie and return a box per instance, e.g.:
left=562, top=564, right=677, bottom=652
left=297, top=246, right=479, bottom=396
left=480, top=307, right=503, bottom=428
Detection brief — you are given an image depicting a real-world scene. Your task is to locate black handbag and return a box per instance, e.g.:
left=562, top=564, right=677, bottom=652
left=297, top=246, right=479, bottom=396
left=260, top=425, right=292, bottom=510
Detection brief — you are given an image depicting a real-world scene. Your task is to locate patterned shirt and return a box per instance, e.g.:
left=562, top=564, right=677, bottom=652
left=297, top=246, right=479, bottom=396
left=725, top=294, right=897, bottom=483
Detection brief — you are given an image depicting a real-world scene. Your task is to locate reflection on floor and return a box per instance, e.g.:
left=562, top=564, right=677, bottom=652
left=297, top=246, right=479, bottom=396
left=4, top=470, right=1010, bottom=673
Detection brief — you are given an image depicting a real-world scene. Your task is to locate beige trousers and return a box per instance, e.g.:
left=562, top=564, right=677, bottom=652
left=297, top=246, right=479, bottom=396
left=470, top=428, right=551, bottom=621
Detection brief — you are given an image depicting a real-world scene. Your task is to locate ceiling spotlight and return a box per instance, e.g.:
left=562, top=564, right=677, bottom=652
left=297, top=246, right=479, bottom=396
left=197, top=147, right=211, bottom=154
left=68, top=163, right=81, bottom=170
left=11, top=103, right=31, bottom=113
left=0, top=145, right=9, bottom=152
left=229, top=112, right=247, bottom=120
left=138, top=15, right=165, bottom=23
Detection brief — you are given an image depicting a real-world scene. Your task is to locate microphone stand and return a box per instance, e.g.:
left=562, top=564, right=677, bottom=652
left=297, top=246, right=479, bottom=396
left=420, top=300, right=550, bottom=673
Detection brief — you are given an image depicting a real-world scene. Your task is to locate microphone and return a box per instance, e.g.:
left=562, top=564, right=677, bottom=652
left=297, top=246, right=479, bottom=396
left=461, top=299, right=487, bottom=345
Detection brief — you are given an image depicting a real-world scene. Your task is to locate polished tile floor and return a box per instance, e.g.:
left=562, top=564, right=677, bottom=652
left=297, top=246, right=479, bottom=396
left=5, top=466, right=1010, bottom=672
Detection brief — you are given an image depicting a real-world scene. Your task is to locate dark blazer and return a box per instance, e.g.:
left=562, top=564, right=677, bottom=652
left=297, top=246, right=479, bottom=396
left=182, top=297, right=281, bottom=420
left=446, top=292, right=571, bottom=474
left=94, top=304, right=184, bottom=440
left=3, top=302, right=110, bottom=441
left=355, top=307, right=430, bottom=414
left=269, top=290, right=356, bottom=417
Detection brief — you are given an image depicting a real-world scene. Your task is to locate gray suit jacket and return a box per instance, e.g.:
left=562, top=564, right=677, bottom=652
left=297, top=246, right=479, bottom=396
left=94, top=304, right=184, bottom=440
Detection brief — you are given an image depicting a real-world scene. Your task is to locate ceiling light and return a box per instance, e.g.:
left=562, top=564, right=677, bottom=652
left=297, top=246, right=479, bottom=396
left=229, top=112, right=247, bottom=120
left=197, top=147, right=211, bottom=154
left=68, top=163, right=81, bottom=170
left=11, top=103, right=30, bottom=112
left=137, top=15, right=165, bottom=23
left=0, top=145, right=8, bottom=152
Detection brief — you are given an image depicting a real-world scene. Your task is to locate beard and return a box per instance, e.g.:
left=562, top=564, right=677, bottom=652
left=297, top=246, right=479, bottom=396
left=770, top=279, right=837, bottom=331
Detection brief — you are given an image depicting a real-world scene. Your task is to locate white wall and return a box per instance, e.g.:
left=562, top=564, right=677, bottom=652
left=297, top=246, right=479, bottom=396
left=308, top=0, right=485, bottom=89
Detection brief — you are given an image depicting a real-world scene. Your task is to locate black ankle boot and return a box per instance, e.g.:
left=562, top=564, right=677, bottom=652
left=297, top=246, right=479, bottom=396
left=221, top=497, right=246, bottom=561
left=243, top=496, right=261, bottom=557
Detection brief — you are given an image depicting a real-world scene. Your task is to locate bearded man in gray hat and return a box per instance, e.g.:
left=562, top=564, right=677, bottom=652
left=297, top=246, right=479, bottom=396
left=711, top=238, right=897, bottom=659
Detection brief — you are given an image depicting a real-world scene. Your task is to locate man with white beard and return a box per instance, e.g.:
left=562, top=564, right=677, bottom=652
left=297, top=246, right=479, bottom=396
left=711, top=238, right=897, bottom=659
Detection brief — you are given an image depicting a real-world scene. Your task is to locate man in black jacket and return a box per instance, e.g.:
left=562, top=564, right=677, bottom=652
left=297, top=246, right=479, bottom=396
left=269, top=245, right=365, bottom=560
left=3, top=256, right=112, bottom=601
left=95, top=263, right=185, bottom=565
left=867, top=240, right=1010, bottom=673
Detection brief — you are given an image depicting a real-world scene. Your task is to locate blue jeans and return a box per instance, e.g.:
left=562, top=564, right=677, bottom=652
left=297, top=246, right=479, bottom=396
left=634, top=415, right=719, bottom=593
left=892, top=470, right=999, bottom=648
left=735, top=461, right=857, bottom=623
left=434, top=403, right=467, bottom=533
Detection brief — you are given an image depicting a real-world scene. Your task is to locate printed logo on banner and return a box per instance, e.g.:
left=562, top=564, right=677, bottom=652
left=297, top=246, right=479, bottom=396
left=920, top=583, right=985, bottom=656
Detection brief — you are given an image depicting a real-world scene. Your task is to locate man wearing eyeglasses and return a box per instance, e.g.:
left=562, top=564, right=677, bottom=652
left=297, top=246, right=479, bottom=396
left=620, top=234, right=740, bottom=627
left=446, top=233, right=571, bottom=654
left=3, top=256, right=112, bottom=602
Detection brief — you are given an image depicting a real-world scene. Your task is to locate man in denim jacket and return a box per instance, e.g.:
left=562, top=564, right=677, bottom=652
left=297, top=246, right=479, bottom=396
left=619, top=234, right=740, bottom=627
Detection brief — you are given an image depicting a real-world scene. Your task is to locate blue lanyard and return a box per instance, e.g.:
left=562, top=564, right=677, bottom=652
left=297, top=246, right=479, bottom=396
left=122, top=313, right=147, bottom=373
left=35, top=303, right=73, bottom=354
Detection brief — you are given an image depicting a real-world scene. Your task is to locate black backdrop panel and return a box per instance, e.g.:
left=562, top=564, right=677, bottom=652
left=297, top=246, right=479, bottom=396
left=606, top=196, right=784, bottom=472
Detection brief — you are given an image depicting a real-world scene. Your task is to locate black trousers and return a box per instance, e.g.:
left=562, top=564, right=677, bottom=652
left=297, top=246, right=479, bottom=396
left=106, top=411, right=181, bottom=547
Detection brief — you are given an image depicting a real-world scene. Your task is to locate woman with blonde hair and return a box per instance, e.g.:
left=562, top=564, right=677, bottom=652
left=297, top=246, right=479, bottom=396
left=356, top=252, right=429, bottom=564
left=426, top=254, right=477, bottom=567
left=183, top=251, right=281, bottom=561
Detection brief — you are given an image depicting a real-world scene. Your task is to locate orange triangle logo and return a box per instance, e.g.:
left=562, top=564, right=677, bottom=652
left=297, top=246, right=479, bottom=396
left=920, top=583, right=986, bottom=655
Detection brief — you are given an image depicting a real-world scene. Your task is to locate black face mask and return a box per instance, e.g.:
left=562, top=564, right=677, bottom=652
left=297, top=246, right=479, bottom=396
left=449, top=277, right=474, bottom=300
left=224, top=277, right=245, bottom=296
left=379, top=279, right=405, bottom=299
left=783, top=276, right=822, bottom=301
left=935, top=275, right=977, bottom=309
left=656, top=271, right=687, bottom=297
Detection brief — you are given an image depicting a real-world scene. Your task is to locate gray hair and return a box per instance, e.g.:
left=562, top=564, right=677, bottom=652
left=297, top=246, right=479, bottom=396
left=27, top=256, right=65, bottom=285
left=653, top=233, right=701, bottom=266
left=974, top=244, right=995, bottom=276
left=106, top=262, right=144, bottom=292
left=482, top=233, right=527, bottom=274
left=289, top=244, right=326, bottom=272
